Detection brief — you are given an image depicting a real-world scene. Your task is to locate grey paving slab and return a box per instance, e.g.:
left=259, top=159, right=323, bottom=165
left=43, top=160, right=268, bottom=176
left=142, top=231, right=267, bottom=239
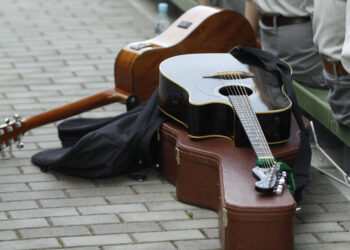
left=0, top=0, right=350, bottom=249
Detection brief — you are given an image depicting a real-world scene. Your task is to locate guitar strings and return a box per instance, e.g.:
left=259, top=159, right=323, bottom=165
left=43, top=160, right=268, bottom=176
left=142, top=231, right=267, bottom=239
left=220, top=72, right=259, bottom=159
left=229, top=72, right=278, bottom=174
left=230, top=73, right=273, bottom=170
left=220, top=71, right=275, bottom=171
left=233, top=72, right=277, bottom=176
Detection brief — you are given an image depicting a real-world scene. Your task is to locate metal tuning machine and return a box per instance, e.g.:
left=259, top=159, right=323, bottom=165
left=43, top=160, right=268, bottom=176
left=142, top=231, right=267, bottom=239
left=5, top=117, right=13, bottom=133
left=0, top=127, right=4, bottom=157
left=0, top=114, right=24, bottom=158
left=13, top=114, right=24, bottom=149
left=0, top=119, right=9, bottom=158
left=0, top=142, right=6, bottom=158
left=5, top=117, right=14, bottom=154
left=274, top=171, right=287, bottom=195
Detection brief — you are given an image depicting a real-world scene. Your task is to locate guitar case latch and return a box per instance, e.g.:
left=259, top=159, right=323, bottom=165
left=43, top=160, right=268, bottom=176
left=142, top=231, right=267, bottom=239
left=223, top=207, right=228, bottom=227
left=175, top=146, right=180, bottom=166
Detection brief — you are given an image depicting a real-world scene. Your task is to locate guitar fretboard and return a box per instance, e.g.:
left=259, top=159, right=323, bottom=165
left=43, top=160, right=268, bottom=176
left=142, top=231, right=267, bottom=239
left=228, top=94, right=273, bottom=159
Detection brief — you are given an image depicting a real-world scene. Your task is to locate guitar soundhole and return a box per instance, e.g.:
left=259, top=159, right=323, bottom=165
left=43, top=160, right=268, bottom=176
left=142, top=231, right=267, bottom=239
left=219, top=85, right=253, bottom=96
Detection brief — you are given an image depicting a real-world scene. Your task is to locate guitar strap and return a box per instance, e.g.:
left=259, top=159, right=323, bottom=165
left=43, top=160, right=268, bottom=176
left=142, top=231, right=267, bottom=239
left=229, top=46, right=312, bottom=195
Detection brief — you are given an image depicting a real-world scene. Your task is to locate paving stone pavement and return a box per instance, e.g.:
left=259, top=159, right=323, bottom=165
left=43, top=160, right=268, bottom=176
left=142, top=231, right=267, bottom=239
left=0, top=0, right=350, bottom=249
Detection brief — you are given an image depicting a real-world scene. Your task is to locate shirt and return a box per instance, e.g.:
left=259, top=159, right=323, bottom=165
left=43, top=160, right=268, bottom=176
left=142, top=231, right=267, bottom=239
left=313, top=0, right=346, bottom=62
left=253, top=0, right=313, bottom=17
left=341, top=0, right=350, bottom=70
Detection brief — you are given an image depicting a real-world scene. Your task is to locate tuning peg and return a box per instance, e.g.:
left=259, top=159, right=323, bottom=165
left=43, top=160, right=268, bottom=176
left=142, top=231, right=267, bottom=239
left=13, top=114, right=22, bottom=128
left=275, top=184, right=284, bottom=195
left=5, top=118, right=13, bottom=133
left=8, top=138, right=14, bottom=154
left=0, top=128, right=4, bottom=136
left=275, top=188, right=282, bottom=195
left=0, top=143, right=6, bottom=158
left=278, top=178, right=285, bottom=185
left=17, top=134, right=24, bottom=149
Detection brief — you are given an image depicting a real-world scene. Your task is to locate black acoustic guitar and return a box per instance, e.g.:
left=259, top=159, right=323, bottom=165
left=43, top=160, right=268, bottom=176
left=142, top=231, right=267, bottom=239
left=158, top=53, right=294, bottom=194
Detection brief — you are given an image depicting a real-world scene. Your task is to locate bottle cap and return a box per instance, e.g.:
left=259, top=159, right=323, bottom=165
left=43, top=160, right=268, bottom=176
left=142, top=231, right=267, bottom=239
left=158, top=2, right=168, bottom=13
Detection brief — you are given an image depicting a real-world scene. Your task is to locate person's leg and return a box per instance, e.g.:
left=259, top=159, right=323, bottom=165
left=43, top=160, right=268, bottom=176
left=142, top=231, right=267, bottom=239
left=325, top=71, right=350, bottom=126
left=260, top=20, right=327, bottom=89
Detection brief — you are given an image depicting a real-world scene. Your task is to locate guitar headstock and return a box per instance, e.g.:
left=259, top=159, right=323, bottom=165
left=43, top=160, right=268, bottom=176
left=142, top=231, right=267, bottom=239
left=0, top=114, right=25, bottom=158
left=252, top=162, right=287, bottom=195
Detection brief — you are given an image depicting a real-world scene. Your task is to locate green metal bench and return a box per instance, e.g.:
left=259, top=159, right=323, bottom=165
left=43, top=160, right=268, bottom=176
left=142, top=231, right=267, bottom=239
left=293, top=81, right=350, bottom=186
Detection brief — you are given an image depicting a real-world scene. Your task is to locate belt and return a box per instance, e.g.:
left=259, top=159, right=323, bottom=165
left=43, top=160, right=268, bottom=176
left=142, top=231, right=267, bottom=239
left=260, top=14, right=311, bottom=27
left=323, top=58, right=349, bottom=75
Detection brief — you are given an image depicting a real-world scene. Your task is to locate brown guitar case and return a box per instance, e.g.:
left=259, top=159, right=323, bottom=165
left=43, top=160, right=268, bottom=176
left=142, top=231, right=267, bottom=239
left=157, top=118, right=301, bottom=250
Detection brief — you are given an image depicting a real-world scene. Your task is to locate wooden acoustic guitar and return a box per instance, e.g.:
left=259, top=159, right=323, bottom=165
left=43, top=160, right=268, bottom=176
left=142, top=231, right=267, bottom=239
left=158, top=53, right=295, bottom=194
left=0, top=6, right=256, bottom=156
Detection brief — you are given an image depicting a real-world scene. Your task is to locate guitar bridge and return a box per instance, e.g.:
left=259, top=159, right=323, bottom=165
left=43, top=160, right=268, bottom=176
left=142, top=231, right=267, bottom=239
left=203, top=71, right=255, bottom=79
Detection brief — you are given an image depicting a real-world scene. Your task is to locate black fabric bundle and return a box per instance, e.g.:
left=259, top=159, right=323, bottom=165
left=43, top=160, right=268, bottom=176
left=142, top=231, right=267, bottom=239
left=31, top=89, right=165, bottom=179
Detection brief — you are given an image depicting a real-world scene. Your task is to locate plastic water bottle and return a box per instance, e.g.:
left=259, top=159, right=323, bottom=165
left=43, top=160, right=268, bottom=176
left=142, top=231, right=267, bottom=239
left=155, top=2, right=170, bottom=35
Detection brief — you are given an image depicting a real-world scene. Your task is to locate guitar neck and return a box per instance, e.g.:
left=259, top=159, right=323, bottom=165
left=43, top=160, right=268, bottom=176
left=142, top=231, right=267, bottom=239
left=0, top=87, right=129, bottom=148
left=228, top=95, right=273, bottom=160
left=24, top=87, right=128, bottom=131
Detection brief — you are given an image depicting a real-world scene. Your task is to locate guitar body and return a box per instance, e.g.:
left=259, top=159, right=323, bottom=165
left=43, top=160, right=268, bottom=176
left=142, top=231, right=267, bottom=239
left=159, top=53, right=292, bottom=146
left=115, top=6, right=256, bottom=103
left=158, top=119, right=299, bottom=250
